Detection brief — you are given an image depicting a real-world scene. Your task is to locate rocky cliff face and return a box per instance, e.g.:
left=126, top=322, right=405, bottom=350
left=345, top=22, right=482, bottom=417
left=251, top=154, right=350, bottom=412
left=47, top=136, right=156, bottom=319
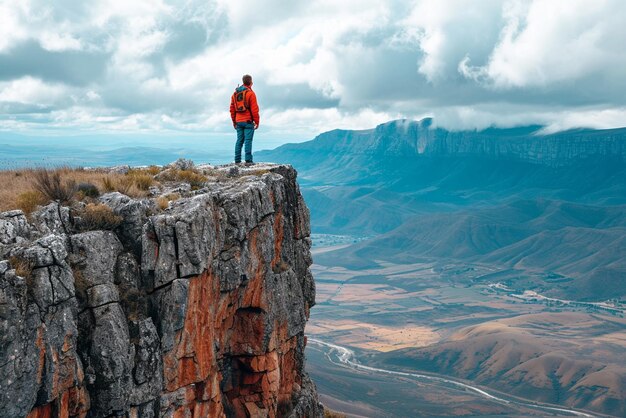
left=0, top=163, right=323, bottom=418
left=264, top=119, right=626, bottom=168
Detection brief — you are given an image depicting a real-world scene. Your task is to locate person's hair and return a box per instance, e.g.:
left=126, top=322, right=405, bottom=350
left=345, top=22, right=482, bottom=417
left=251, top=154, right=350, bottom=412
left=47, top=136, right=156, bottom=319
left=242, top=74, right=252, bottom=86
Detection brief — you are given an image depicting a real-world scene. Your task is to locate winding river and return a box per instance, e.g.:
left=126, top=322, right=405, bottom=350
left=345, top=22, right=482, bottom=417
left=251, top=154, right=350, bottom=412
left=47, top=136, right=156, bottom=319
left=309, top=338, right=598, bottom=418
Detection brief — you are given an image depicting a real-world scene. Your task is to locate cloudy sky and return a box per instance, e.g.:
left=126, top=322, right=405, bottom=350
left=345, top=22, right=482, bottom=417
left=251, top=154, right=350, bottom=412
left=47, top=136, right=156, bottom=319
left=1, top=0, right=626, bottom=142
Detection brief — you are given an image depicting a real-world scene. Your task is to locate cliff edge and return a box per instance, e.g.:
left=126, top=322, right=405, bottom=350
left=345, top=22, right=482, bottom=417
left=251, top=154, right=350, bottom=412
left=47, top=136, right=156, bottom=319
left=0, top=163, right=323, bottom=418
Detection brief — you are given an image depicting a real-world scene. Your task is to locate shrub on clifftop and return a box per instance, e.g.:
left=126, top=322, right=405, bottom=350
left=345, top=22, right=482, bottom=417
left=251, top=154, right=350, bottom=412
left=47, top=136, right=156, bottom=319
left=33, top=168, right=77, bottom=204
left=155, top=168, right=207, bottom=189
left=15, top=190, right=46, bottom=214
left=78, top=203, right=123, bottom=231
left=77, top=182, right=100, bottom=199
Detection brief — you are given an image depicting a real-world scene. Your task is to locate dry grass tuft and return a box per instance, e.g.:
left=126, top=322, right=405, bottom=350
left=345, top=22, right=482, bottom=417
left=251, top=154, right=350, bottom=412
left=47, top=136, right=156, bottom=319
left=156, top=196, right=169, bottom=210
left=102, top=166, right=160, bottom=197
left=102, top=176, right=116, bottom=192
left=165, top=193, right=180, bottom=201
left=33, top=169, right=77, bottom=203
left=249, top=168, right=272, bottom=176
left=0, top=166, right=164, bottom=213
left=145, top=165, right=161, bottom=175
left=15, top=190, right=47, bottom=214
left=9, top=255, right=33, bottom=278
left=0, top=168, right=149, bottom=212
left=132, top=173, right=155, bottom=191
left=101, top=174, right=150, bottom=197
left=78, top=203, right=123, bottom=231
left=115, top=176, right=135, bottom=195
left=200, top=168, right=231, bottom=181
left=156, top=193, right=180, bottom=210
left=0, top=170, right=41, bottom=212
left=158, top=168, right=207, bottom=189
left=176, top=169, right=207, bottom=188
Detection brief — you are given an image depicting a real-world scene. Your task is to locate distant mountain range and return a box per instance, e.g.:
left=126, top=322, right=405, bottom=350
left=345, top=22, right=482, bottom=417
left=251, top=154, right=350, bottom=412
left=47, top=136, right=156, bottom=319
left=259, top=119, right=626, bottom=300
left=259, top=118, right=626, bottom=193
left=264, top=119, right=626, bottom=166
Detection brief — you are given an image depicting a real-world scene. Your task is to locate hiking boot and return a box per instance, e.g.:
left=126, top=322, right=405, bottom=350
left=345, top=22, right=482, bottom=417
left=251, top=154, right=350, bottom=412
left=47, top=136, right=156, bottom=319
left=244, top=161, right=255, bottom=166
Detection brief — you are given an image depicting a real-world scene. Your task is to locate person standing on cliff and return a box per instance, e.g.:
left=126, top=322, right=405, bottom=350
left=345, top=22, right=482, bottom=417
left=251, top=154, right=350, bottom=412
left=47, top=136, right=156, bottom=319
left=230, top=74, right=260, bottom=165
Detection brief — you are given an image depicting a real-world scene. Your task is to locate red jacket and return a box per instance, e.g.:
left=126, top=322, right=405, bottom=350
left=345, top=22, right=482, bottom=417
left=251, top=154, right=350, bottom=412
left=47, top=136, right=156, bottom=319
left=230, top=86, right=260, bottom=126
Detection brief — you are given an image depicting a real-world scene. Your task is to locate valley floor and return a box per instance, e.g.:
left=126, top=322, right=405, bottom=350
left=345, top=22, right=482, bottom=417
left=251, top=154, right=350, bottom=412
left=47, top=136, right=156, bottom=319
left=305, top=240, right=626, bottom=417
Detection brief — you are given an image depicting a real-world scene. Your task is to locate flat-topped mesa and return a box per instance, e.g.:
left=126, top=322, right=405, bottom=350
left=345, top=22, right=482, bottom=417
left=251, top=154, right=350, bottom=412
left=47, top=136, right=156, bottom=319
left=0, top=162, right=323, bottom=418
left=263, top=119, right=626, bottom=168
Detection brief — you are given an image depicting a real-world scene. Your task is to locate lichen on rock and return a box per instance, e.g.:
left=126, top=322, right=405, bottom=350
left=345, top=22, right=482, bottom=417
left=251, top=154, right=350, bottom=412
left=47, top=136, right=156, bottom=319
left=0, top=162, right=323, bottom=418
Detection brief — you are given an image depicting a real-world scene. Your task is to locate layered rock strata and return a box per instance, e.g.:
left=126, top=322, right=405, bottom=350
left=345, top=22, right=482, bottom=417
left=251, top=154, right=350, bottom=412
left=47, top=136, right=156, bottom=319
left=0, top=163, right=322, bottom=418
left=267, top=118, right=626, bottom=167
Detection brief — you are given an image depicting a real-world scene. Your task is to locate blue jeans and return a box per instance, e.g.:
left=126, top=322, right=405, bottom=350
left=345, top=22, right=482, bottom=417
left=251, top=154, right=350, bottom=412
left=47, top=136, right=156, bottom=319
left=235, top=122, right=255, bottom=163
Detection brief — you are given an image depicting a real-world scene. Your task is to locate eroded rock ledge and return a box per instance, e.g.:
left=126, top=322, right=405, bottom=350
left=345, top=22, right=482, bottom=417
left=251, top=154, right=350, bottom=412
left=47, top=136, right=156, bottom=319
left=0, top=163, right=323, bottom=418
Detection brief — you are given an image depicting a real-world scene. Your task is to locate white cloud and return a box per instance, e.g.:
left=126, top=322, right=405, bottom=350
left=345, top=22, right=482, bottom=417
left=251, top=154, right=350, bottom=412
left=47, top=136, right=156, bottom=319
left=0, top=77, right=68, bottom=106
left=427, top=103, right=626, bottom=134
left=1, top=0, right=626, bottom=139
left=167, top=0, right=392, bottom=100
left=263, top=107, right=400, bottom=136
left=540, top=107, right=626, bottom=133
left=39, top=32, right=83, bottom=52
left=0, top=2, right=29, bottom=52
left=401, top=0, right=505, bottom=82
left=457, top=0, right=626, bottom=89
